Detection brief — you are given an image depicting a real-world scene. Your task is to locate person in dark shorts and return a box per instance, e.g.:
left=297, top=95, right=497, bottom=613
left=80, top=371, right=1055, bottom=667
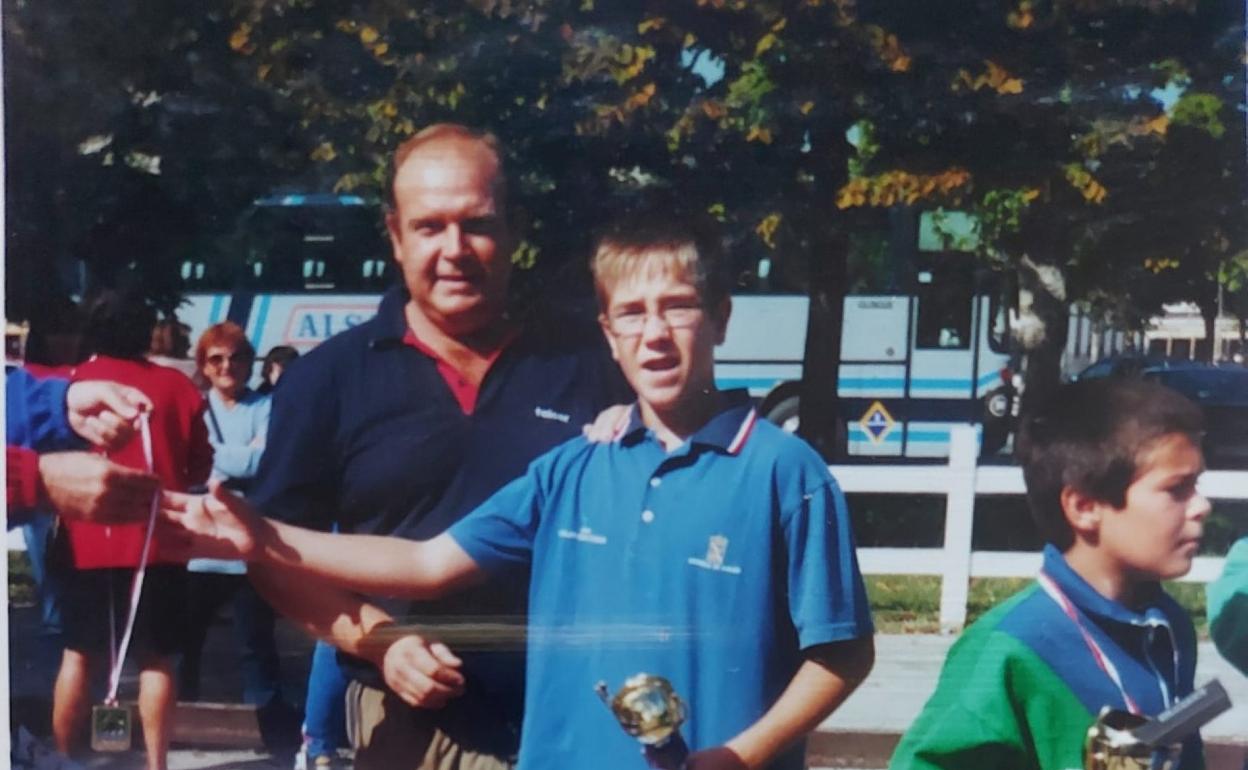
left=53, top=288, right=212, bottom=770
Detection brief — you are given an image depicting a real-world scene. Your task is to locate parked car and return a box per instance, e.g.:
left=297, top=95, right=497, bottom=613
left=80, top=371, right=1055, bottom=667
left=1072, top=358, right=1248, bottom=468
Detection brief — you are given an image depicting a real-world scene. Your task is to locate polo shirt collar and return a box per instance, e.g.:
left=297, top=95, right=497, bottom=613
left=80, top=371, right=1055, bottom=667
left=367, top=286, right=415, bottom=347
left=1041, top=544, right=1170, bottom=629
left=616, top=389, right=759, bottom=455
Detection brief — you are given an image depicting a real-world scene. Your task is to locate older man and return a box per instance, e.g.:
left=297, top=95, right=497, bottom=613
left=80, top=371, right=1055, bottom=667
left=248, top=124, right=627, bottom=770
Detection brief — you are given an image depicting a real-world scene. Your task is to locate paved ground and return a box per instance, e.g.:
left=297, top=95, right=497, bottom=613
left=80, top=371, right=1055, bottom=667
left=9, top=603, right=1247, bottom=769
left=823, top=634, right=1248, bottom=741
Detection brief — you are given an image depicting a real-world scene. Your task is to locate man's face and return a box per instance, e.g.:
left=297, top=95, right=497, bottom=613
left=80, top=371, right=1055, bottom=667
left=202, top=344, right=252, bottom=399
left=386, top=138, right=512, bottom=336
left=1098, top=433, right=1210, bottom=582
left=600, top=261, right=729, bottom=417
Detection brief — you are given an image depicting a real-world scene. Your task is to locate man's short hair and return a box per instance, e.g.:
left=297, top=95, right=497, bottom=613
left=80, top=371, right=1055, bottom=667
left=1016, top=377, right=1204, bottom=549
left=194, top=321, right=255, bottom=371
left=385, top=123, right=508, bottom=213
left=590, top=203, right=733, bottom=311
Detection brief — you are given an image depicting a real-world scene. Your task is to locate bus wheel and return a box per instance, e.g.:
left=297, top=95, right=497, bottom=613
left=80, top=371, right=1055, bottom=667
left=764, top=395, right=801, bottom=434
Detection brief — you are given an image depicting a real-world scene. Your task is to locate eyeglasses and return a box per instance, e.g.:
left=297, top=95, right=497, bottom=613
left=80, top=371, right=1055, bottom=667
left=206, top=352, right=251, bottom=368
left=606, top=304, right=704, bottom=337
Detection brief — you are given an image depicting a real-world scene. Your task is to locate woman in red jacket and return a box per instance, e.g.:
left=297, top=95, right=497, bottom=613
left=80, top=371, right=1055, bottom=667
left=53, top=289, right=211, bottom=770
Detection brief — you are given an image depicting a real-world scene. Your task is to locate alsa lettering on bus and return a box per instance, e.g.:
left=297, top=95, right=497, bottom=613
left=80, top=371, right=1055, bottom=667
left=283, top=303, right=378, bottom=348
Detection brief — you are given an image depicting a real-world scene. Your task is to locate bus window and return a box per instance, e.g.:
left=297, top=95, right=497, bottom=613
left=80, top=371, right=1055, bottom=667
left=914, top=267, right=973, bottom=350
left=988, top=290, right=1009, bottom=353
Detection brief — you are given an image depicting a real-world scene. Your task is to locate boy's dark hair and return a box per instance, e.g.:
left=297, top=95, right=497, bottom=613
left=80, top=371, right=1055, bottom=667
left=80, top=288, right=157, bottom=360
left=1016, top=377, right=1204, bottom=549
left=590, top=200, right=732, bottom=310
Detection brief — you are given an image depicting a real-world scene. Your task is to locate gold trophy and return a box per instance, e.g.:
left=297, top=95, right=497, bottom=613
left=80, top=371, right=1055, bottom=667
left=1084, top=708, right=1178, bottom=770
left=596, top=674, right=689, bottom=769
left=1084, top=681, right=1230, bottom=770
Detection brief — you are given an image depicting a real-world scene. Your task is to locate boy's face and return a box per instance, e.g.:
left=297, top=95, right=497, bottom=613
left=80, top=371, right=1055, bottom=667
left=600, top=260, right=729, bottom=417
left=1097, top=433, right=1210, bottom=582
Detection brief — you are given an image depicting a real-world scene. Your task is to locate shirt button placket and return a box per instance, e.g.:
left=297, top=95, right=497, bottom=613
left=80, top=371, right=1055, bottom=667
left=641, top=467, right=663, bottom=524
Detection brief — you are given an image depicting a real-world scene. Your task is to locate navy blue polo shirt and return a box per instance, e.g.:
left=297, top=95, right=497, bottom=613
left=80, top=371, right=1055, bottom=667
left=250, top=286, right=630, bottom=754
left=449, top=393, right=874, bottom=770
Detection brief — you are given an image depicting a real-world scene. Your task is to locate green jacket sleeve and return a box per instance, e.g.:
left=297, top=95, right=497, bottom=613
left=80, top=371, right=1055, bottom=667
left=1208, top=537, right=1248, bottom=675
left=890, top=622, right=1092, bottom=770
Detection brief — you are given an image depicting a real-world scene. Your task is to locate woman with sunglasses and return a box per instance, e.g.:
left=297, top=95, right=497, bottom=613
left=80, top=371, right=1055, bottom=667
left=180, top=323, right=299, bottom=747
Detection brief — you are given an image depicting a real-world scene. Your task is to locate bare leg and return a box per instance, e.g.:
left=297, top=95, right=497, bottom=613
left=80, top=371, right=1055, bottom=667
left=138, top=656, right=177, bottom=770
left=52, top=648, right=92, bottom=756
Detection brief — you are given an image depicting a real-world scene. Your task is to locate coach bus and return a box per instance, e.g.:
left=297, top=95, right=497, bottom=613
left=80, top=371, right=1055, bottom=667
left=174, top=197, right=1048, bottom=459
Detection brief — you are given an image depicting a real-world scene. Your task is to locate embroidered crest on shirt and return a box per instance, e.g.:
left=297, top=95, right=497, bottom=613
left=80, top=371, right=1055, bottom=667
left=558, top=526, right=607, bottom=545
left=688, top=534, right=741, bottom=575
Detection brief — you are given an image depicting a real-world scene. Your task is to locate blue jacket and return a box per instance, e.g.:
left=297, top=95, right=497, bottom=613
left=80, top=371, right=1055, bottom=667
left=6, top=368, right=77, bottom=450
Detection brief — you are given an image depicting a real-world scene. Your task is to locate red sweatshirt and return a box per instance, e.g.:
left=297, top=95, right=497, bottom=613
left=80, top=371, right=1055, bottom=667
left=64, top=356, right=212, bottom=568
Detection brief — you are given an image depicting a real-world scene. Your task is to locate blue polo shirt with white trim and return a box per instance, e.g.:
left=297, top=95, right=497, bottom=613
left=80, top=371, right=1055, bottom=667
left=449, top=392, right=874, bottom=770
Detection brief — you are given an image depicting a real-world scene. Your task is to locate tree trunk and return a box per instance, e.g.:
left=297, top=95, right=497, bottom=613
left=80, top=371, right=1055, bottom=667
left=797, top=228, right=849, bottom=460
left=1197, top=300, right=1218, bottom=363
left=1017, top=252, right=1070, bottom=415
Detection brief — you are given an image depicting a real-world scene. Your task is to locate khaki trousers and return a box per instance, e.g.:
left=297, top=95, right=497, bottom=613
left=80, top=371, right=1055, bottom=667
left=346, top=681, right=514, bottom=770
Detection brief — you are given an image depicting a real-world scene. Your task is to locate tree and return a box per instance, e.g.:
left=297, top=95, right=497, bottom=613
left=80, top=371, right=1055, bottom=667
left=4, top=0, right=304, bottom=358
left=12, top=0, right=1240, bottom=441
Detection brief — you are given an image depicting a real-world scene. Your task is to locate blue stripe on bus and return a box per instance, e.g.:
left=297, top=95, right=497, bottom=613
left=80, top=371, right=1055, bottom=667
left=250, top=295, right=271, bottom=353
left=843, top=377, right=973, bottom=391
left=846, top=427, right=978, bottom=444
left=847, top=429, right=902, bottom=444
left=715, top=378, right=782, bottom=390
left=840, top=377, right=906, bottom=390
left=209, top=295, right=226, bottom=324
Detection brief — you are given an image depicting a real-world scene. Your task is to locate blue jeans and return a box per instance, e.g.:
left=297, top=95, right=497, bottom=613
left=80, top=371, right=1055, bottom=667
left=304, top=640, right=348, bottom=757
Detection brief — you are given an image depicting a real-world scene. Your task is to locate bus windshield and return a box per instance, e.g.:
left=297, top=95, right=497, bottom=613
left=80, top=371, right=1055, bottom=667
left=178, top=194, right=390, bottom=293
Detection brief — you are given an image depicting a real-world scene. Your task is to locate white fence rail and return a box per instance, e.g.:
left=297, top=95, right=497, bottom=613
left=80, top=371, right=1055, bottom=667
left=833, top=425, right=1244, bottom=632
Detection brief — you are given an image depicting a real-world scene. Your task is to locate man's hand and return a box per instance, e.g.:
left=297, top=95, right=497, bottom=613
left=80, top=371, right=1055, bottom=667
left=582, top=403, right=631, bottom=443
left=378, top=634, right=466, bottom=709
left=65, top=380, right=152, bottom=449
left=158, top=481, right=263, bottom=561
left=37, top=452, right=160, bottom=523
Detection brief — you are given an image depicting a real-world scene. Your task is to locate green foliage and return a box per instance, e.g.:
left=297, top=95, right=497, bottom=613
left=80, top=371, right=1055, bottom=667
left=867, top=575, right=1209, bottom=635
left=1171, top=92, right=1226, bottom=138
left=5, top=0, right=1244, bottom=377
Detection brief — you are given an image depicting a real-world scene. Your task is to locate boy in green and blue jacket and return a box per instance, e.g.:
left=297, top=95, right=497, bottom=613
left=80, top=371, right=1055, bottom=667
left=892, top=377, right=1211, bottom=770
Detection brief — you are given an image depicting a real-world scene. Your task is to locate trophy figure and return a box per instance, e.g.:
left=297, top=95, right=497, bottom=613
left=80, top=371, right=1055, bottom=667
left=1084, top=681, right=1231, bottom=770
left=596, top=674, right=689, bottom=769
left=1084, top=708, right=1178, bottom=770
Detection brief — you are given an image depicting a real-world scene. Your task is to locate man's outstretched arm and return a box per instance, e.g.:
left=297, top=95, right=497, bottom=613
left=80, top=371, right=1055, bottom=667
left=248, top=568, right=469, bottom=708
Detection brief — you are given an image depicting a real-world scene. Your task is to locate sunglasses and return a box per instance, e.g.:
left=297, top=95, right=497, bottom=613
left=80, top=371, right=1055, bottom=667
left=206, top=352, right=252, bottom=367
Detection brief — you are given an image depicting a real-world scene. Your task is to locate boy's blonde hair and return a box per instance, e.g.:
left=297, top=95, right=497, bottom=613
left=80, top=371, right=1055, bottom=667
left=590, top=208, right=731, bottom=311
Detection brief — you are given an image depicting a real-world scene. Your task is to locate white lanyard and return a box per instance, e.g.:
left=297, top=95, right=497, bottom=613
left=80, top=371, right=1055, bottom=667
left=104, top=412, right=160, bottom=706
left=1036, top=570, right=1142, bottom=715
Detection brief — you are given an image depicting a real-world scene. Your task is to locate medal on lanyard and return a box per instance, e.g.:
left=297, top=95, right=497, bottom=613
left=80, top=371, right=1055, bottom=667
left=91, top=412, right=159, bottom=752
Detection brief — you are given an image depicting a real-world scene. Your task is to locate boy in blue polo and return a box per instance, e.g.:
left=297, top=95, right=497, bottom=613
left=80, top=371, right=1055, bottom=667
left=891, top=377, right=1210, bottom=770
left=161, top=210, right=875, bottom=770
